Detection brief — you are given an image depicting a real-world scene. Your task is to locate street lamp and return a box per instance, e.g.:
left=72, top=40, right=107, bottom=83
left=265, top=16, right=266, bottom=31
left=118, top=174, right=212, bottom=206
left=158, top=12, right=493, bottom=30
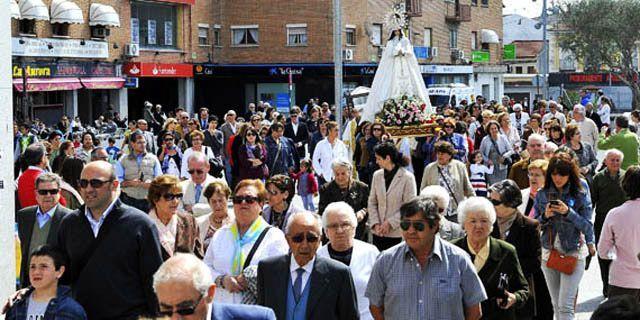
left=533, top=0, right=550, bottom=101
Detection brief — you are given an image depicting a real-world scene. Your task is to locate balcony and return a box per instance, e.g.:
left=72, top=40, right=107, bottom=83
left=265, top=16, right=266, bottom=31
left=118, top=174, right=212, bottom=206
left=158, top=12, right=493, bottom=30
left=445, top=2, right=471, bottom=23
left=405, top=0, right=422, bottom=17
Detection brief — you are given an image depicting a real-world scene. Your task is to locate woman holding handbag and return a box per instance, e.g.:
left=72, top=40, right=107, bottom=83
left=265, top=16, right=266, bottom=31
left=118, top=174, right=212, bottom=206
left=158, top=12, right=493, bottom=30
left=534, top=152, right=596, bottom=320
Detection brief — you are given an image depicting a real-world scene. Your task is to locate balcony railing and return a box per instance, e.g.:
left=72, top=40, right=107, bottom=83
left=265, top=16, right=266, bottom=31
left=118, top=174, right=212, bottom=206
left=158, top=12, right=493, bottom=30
left=445, top=2, right=471, bottom=22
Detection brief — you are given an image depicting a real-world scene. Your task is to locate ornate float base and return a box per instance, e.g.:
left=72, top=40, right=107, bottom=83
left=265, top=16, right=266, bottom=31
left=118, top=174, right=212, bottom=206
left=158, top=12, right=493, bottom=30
left=385, top=123, right=439, bottom=138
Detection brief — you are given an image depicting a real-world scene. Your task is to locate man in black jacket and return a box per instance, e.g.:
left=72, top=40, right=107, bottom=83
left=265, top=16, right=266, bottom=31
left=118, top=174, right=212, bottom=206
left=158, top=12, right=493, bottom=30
left=284, top=107, right=310, bottom=158
left=57, top=161, right=163, bottom=320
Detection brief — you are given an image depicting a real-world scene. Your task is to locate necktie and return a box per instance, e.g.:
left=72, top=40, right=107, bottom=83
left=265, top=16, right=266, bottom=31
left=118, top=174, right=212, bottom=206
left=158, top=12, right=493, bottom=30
left=293, top=268, right=305, bottom=302
left=194, top=184, right=202, bottom=203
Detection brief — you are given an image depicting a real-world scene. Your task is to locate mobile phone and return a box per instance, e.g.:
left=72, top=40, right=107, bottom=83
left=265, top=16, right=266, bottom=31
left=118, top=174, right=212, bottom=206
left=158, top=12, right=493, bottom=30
left=550, top=200, right=561, bottom=206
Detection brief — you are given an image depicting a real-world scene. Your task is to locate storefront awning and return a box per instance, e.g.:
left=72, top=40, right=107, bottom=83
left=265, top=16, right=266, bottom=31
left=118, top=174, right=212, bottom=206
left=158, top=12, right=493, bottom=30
left=481, top=29, right=500, bottom=44
left=80, top=77, right=125, bottom=89
left=13, top=78, right=82, bottom=92
left=50, top=0, right=83, bottom=24
left=89, top=3, right=119, bottom=27
left=19, top=0, right=50, bottom=21
left=11, top=0, right=21, bottom=19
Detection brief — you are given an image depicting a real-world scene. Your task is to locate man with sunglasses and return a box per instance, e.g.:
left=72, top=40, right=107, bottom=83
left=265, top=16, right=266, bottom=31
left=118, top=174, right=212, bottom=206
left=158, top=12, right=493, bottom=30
left=284, top=107, right=310, bottom=158
left=180, top=152, right=227, bottom=216
left=154, top=253, right=276, bottom=320
left=257, top=211, right=359, bottom=320
left=16, top=173, right=72, bottom=288
left=366, top=197, right=486, bottom=320
left=56, top=161, right=163, bottom=319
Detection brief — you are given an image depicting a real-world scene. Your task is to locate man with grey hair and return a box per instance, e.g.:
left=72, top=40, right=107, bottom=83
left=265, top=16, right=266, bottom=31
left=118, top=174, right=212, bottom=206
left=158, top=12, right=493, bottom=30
left=257, top=211, right=359, bottom=320
left=542, top=101, right=567, bottom=128
left=180, top=151, right=227, bottom=216
left=318, top=158, right=369, bottom=240
left=419, top=186, right=465, bottom=241
left=154, top=253, right=276, bottom=319
left=90, top=147, right=110, bottom=162
left=509, top=103, right=530, bottom=136
left=508, top=133, right=546, bottom=189
left=16, top=172, right=72, bottom=288
left=571, top=104, right=599, bottom=149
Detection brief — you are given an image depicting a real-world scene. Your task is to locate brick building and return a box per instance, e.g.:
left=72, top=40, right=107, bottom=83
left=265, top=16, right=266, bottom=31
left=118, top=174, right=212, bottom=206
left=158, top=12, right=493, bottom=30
left=194, top=0, right=505, bottom=114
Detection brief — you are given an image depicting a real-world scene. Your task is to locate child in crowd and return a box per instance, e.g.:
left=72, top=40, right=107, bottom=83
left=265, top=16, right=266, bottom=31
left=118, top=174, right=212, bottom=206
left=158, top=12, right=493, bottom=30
left=5, top=245, right=87, bottom=320
left=469, top=150, right=493, bottom=197
left=105, top=137, right=121, bottom=163
left=290, top=159, right=318, bottom=211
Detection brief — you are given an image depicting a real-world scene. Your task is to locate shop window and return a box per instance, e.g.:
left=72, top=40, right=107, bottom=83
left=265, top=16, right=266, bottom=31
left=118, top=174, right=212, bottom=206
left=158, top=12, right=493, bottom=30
left=231, top=26, right=259, bottom=46
left=528, top=66, right=536, bottom=74
left=52, top=23, right=70, bottom=37
left=372, top=23, right=382, bottom=46
left=131, top=1, right=177, bottom=48
left=198, top=24, right=210, bottom=46
left=287, top=24, right=308, bottom=46
left=346, top=26, right=356, bottom=46
left=19, top=20, right=36, bottom=35
left=213, top=26, right=221, bottom=46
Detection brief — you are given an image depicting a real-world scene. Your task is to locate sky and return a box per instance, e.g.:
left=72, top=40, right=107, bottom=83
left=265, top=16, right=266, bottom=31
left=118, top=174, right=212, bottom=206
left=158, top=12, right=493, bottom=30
left=503, top=0, right=545, bottom=18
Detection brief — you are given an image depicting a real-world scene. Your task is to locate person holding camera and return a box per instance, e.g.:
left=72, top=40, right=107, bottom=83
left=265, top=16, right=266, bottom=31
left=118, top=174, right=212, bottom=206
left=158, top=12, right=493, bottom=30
left=480, top=120, right=516, bottom=185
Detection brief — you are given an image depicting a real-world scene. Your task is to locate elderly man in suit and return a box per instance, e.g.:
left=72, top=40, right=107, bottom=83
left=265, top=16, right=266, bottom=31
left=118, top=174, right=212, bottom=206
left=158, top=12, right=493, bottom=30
left=180, top=151, right=227, bottom=217
left=257, top=211, right=359, bottom=320
left=154, top=253, right=276, bottom=320
left=284, top=107, right=310, bottom=158
left=16, top=172, right=72, bottom=288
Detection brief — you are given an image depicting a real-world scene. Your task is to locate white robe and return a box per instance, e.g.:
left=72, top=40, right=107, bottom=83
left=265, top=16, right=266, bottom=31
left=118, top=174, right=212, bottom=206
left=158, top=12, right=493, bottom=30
left=361, top=35, right=432, bottom=123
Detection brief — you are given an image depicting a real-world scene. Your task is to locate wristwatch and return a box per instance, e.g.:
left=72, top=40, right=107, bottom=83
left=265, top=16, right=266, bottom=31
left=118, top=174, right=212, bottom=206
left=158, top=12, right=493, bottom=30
left=215, top=275, right=226, bottom=289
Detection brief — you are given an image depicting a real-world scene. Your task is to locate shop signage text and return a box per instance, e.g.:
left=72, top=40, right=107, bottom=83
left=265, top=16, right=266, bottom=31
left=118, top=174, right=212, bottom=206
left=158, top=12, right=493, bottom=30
left=12, top=65, right=52, bottom=78
left=11, top=62, right=118, bottom=78
left=12, top=37, right=109, bottom=59
left=420, top=64, right=474, bottom=74
left=123, top=62, right=193, bottom=78
left=269, top=67, right=304, bottom=76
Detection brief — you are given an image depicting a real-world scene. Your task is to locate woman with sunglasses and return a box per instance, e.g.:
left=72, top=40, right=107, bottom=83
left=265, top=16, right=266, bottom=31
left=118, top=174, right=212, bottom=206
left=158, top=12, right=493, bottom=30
left=262, top=175, right=304, bottom=231
left=156, top=117, right=181, bottom=149
left=147, top=175, right=203, bottom=261
left=452, top=197, right=530, bottom=320
left=437, top=117, right=468, bottom=162
left=237, top=128, right=268, bottom=181
left=203, top=179, right=288, bottom=304
left=564, top=124, right=598, bottom=185
left=181, top=131, right=214, bottom=180
left=534, top=152, right=595, bottom=320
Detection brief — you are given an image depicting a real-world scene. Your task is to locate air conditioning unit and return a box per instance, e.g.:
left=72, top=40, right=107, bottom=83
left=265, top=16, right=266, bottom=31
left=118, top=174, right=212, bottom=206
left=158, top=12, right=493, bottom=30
left=91, top=26, right=110, bottom=38
left=459, top=50, right=465, bottom=59
left=125, top=43, right=140, bottom=57
left=430, top=47, right=438, bottom=57
left=344, top=49, right=354, bottom=61
left=451, top=48, right=464, bottom=60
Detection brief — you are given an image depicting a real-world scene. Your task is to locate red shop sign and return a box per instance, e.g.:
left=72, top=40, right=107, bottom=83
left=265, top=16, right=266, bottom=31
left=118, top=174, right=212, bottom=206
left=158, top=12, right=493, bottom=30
left=123, top=62, right=193, bottom=78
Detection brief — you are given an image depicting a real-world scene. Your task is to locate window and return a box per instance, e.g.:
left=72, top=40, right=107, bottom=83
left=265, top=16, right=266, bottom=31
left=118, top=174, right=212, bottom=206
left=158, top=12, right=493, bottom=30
left=52, top=23, right=70, bottom=37
left=471, top=31, right=477, bottom=50
left=231, top=25, right=259, bottom=46
left=19, top=20, right=36, bottom=35
left=131, top=1, right=177, bottom=48
left=198, top=24, right=210, bottom=46
left=287, top=24, right=308, bottom=46
left=346, top=26, right=356, bottom=46
left=471, top=0, right=478, bottom=5
left=423, top=28, right=432, bottom=47
left=527, top=66, right=536, bottom=74
left=481, top=0, right=489, bottom=6
left=372, top=23, right=382, bottom=46
left=213, top=25, right=221, bottom=46
left=515, top=66, right=523, bottom=74
left=449, top=26, right=458, bottom=48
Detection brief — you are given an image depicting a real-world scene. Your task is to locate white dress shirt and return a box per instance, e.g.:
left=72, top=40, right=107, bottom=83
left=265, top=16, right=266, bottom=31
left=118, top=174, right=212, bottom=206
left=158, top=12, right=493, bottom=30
left=203, top=217, right=289, bottom=304
left=312, top=138, right=349, bottom=181
left=84, top=197, right=118, bottom=237
left=290, top=255, right=315, bottom=294
left=179, top=174, right=228, bottom=217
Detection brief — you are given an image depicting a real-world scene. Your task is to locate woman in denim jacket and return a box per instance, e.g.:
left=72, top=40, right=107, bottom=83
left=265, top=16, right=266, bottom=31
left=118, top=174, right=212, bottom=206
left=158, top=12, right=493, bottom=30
left=5, top=245, right=86, bottom=320
left=534, top=152, right=596, bottom=320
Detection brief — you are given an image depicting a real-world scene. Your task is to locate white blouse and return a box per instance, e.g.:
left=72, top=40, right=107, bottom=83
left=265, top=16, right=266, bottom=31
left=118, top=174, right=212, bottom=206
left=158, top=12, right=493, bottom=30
left=203, top=216, right=289, bottom=304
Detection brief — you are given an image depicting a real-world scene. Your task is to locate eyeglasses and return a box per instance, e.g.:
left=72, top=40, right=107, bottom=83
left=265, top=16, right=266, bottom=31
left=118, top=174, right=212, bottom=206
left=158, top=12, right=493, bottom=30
left=372, top=128, right=382, bottom=131
left=400, top=220, right=426, bottom=232
left=326, top=222, right=353, bottom=231
left=187, top=169, right=205, bottom=175
left=159, top=294, right=203, bottom=317
left=37, top=189, right=59, bottom=196
left=290, top=232, right=320, bottom=243
left=162, top=193, right=183, bottom=201
left=78, top=179, right=113, bottom=189
left=444, top=125, right=454, bottom=129
left=164, top=138, right=174, bottom=142
left=232, top=195, right=260, bottom=204
left=246, top=132, right=256, bottom=137
left=489, top=198, right=503, bottom=206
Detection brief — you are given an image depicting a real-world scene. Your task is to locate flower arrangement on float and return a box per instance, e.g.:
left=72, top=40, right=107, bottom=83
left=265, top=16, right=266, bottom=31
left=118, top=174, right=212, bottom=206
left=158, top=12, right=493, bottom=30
left=375, top=95, right=438, bottom=137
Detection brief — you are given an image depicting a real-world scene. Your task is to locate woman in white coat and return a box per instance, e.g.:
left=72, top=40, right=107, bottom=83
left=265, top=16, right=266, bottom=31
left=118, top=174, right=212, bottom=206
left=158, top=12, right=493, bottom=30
left=317, top=201, right=380, bottom=320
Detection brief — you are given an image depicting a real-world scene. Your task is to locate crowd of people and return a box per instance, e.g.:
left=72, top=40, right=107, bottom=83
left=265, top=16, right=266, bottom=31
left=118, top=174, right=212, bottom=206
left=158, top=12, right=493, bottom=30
left=4, top=95, right=640, bottom=320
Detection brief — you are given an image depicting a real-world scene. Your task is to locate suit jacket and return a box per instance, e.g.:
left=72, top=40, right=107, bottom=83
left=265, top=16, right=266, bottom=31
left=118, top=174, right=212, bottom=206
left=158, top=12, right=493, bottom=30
left=367, top=167, right=417, bottom=238
left=257, top=254, right=360, bottom=320
left=17, top=204, right=72, bottom=288
left=451, top=237, right=530, bottom=320
left=219, top=122, right=238, bottom=158
left=420, top=160, right=475, bottom=202
left=284, top=121, right=310, bottom=157
left=179, top=175, right=227, bottom=216
left=158, top=211, right=204, bottom=261
left=212, top=302, right=276, bottom=320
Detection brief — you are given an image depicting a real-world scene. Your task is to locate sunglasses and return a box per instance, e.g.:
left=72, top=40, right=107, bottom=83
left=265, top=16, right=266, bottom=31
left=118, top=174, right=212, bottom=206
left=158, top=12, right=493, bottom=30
left=444, top=125, right=454, bottom=129
left=232, top=195, right=260, bottom=204
left=164, top=138, right=174, bottom=142
left=372, top=128, right=382, bottom=131
left=37, top=189, right=59, bottom=196
left=187, top=169, right=205, bottom=175
left=489, top=198, right=503, bottom=206
left=78, top=179, right=113, bottom=189
left=400, top=220, right=426, bottom=232
left=290, top=232, right=320, bottom=243
left=162, top=193, right=183, bottom=201
left=159, top=294, right=203, bottom=317
left=246, top=133, right=257, bottom=137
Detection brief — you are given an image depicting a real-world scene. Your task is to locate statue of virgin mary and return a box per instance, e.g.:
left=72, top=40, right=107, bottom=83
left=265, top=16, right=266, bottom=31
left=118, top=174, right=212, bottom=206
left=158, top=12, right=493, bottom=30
left=361, top=26, right=433, bottom=123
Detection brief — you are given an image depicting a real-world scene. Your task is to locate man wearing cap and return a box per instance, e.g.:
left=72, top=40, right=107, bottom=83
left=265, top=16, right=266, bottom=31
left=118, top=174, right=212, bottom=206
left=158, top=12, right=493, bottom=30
left=570, top=104, right=599, bottom=149
left=509, top=103, right=530, bottom=137
left=284, top=106, right=309, bottom=158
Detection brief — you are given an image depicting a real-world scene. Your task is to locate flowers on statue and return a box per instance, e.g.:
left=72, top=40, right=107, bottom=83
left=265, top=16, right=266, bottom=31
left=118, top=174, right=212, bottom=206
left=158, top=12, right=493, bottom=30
left=377, top=95, right=428, bottom=127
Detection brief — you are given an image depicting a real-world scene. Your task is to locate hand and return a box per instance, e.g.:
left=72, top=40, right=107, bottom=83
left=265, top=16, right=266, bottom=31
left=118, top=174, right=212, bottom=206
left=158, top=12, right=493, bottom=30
left=588, top=243, right=596, bottom=257
left=183, top=204, right=193, bottom=212
left=142, top=181, right=152, bottom=189
left=487, top=159, right=494, bottom=166
left=497, top=291, right=517, bottom=309
left=580, top=167, right=589, bottom=175
left=544, top=204, right=555, bottom=219
left=600, top=125, right=609, bottom=135
left=223, top=276, right=245, bottom=293
left=550, top=200, right=569, bottom=215
left=356, top=209, right=366, bottom=222
left=253, top=159, right=263, bottom=166
left=380, top=221, right=391, bottom=235
left=371, top=224, right=380, bottom=236
left=2, top=289, right=28, bottom=314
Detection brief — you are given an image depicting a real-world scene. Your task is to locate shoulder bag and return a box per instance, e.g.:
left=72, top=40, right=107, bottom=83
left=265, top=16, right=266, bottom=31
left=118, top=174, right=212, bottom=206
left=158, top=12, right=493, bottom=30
left=546, top=227, right=577, bottom=275
left=437, top=166, right=459, bottom=207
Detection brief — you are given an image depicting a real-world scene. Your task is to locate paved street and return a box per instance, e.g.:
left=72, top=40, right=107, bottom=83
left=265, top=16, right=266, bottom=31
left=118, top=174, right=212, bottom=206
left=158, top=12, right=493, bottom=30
left=576, top=258, right=604, bottom=319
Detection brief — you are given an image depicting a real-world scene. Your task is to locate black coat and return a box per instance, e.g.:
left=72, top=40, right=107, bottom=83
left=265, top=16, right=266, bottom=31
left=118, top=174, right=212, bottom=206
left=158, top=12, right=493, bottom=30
left=452, top=237, right=530, bottom=320
left=17, top=204, right=71, bottom=288
left=57, top=200, right=163, bottom=320
left=257, top=254, right=359, bottom=320
left=284, top=121, right=310, bottom=157
left=318, top=180, right=369, bottom=240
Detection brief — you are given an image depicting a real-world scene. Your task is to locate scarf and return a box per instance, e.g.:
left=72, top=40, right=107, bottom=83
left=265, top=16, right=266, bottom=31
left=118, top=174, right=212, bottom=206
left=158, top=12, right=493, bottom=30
left=229, top=217, right=268, bottom=275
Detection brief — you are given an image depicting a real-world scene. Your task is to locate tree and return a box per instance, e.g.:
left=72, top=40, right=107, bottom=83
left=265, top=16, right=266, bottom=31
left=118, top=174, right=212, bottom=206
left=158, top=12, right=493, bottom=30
left=559, top=0, right=640, bottom=109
